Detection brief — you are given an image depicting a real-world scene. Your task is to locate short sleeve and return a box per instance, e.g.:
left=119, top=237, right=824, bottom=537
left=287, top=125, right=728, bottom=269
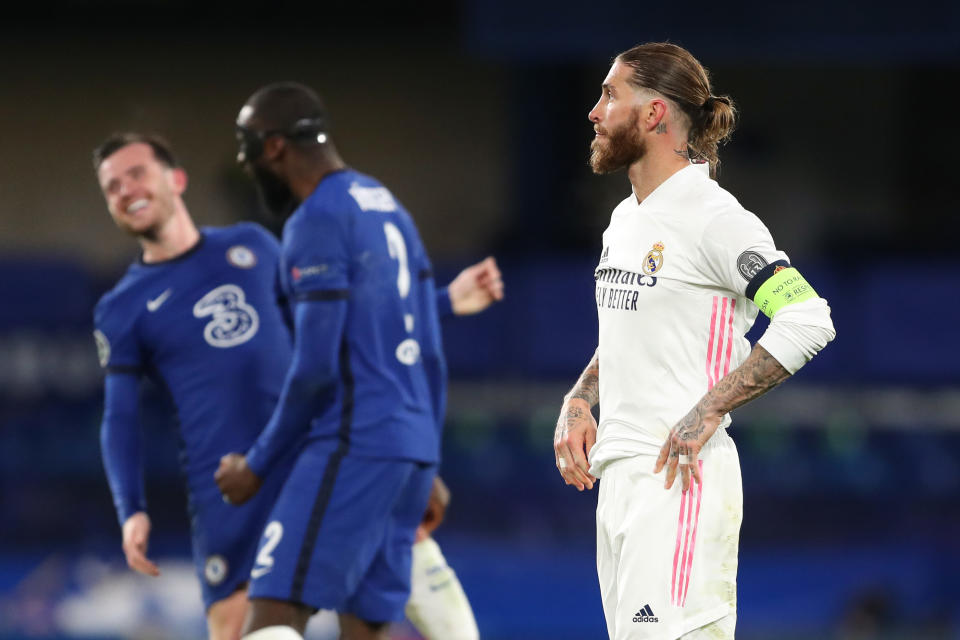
left=698, top=210, right=790, bottom=299
left=282, top=207, right=351, bottom=301
left=93, top=299, right=144, bottom=374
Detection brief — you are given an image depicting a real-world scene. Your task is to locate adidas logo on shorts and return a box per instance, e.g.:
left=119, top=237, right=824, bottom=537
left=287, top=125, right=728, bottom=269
left=633, top=604, right=658, bottom=623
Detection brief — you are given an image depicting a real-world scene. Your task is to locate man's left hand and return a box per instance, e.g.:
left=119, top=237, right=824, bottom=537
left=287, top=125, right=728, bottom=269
left=215, top=453, right=262, bottom=505
left=653, top=405, right=723, bottom=492
left=448, top=256, right=504, bottom=316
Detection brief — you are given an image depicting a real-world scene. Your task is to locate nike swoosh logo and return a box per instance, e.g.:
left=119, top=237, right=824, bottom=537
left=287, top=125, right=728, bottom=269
left=146, top=289, right=173, bottom=312
left=250, top=565, right=272, bottom=579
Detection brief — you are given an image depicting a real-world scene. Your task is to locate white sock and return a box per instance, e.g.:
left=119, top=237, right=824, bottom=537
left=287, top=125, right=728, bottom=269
left=405, top=537, right=480, bottom=640
left=242, top=625, right=304, bottom=640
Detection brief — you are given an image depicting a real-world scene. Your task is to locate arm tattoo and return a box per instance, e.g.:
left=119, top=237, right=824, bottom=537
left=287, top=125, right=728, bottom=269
left=670, top=345, right=790, bottom=444
left=566, top=350, right=600, bottom=407
left=705, top=344, right=790, bottom=416
left=671, top=344, right=789, bottom=442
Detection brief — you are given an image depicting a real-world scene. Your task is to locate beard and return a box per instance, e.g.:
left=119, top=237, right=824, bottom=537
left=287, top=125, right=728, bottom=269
left=589, top=108, right=645, bottom=174
left=125, top=221, right=161, bottom=242
left=251, top=163, right=300, bottom=219
left=115, top=198, right=170, bottom=242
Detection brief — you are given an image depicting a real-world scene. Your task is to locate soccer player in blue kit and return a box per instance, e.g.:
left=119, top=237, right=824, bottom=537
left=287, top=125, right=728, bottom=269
left=94, top=132, right=496, bottom=639
left=213, top=83, right=462, bottom=640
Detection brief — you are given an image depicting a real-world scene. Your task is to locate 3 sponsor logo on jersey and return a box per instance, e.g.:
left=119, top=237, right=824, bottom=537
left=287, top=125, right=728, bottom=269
left=204, top=555, right=228, bottom=585
left=633, top=604, right=659, bottom=623
left=642, top=241, right=665, bottom=275
left=193, top=284, right=260, bottom=348
left=226, top=245, right=257, bottom=269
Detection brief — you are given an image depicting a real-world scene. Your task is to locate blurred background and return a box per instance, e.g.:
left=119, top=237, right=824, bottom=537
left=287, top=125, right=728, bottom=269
left=1, top=0, right=959, bottom=638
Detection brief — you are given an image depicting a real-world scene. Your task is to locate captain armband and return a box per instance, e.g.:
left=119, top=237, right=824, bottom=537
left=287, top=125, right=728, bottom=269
left=744, top=260, right=819, bottom=318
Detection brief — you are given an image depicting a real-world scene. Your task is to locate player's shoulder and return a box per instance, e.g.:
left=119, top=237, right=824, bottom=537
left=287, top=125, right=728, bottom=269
left=94, top=265, right=144, bottom=327
left=290, top=169, right=403, bottom=235
left=696, top=188, right=776, bottom=258
left=204, top=221, right=277, bottom=247
left=204, top=222, right=281, bottom=265
left=701, top=186, right=767, bottom=234
left=308, top=168, right=400, bottom=216
left=678, top=170, right=762, bottom=230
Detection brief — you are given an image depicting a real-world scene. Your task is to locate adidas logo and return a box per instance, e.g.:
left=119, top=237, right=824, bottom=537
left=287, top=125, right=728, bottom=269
left=632, top=604, right=658, bottom=623
left=599, top=246, right=610, bottom=264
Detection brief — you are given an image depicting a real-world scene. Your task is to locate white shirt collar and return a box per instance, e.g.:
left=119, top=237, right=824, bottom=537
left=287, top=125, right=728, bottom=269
left=630, top=162, right=710, bottom=209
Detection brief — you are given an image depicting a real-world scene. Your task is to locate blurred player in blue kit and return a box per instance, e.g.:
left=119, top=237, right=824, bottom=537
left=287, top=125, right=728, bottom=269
left=94, top=129, right=495, bottom=639
left=213, top=82, right=478, bottom=640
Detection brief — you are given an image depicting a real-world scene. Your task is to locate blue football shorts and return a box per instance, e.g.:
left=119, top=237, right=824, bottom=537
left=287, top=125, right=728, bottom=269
left=188, top=454, right=293, bottom=610
left=248, top=441, right=436, bottom=622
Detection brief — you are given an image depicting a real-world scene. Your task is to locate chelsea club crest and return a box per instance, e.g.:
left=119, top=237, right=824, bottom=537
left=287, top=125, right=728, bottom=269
left=204, top=555, right=228, bottom=585
left=642, top=241, right=665, bottom=276
left=227, top=245, right=257, bottom=269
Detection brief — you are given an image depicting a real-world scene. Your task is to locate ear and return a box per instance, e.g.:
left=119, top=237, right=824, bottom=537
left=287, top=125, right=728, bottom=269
left=169, top=167, right=188, bottom=195
left=644, top=98, right=668, bottom=133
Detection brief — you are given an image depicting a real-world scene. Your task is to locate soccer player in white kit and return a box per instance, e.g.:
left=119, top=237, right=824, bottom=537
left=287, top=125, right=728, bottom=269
left=553, top=43, right=836, bottom=640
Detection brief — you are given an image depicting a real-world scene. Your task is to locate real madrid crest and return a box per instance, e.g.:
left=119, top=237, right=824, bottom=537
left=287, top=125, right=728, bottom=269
left=642, top=241, right=665, bottom=276
left=227, top=245, right=257, bottom=269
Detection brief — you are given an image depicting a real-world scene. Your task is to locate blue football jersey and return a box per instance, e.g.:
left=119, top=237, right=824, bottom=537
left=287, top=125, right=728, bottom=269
left=94, top=223, right=293, bottom=499
left=248, top=169, right=446, bottom=467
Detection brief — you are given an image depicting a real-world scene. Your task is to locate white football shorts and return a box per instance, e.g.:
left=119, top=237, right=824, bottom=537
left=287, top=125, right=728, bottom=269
left=596, top=427, right=743, bottom=640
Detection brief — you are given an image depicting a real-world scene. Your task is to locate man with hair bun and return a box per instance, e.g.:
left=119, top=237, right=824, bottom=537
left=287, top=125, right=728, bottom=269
left=554, top=42, right=836, bottom=639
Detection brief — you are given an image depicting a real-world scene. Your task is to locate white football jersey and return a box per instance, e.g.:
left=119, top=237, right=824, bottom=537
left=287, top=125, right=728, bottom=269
left=589, top=163, right=788, bottom=474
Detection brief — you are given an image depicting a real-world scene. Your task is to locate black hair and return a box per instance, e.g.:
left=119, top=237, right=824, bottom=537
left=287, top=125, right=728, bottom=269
left=242, top=82, right=328, bottom=136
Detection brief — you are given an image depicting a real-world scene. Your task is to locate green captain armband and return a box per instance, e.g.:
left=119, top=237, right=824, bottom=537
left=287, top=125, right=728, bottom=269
left=745, top=261, right=819, bottom=318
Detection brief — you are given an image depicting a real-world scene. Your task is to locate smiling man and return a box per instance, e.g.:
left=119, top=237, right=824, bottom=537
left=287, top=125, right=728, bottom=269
left=93, top=132, right=494, bottom=640
left=553, top=43, right=836, bottom=639
left=94, top=133, right=297, bottom=640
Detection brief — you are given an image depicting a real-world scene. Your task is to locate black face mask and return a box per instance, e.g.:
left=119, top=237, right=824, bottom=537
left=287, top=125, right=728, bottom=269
left=250, top=162, right=299, bottom=220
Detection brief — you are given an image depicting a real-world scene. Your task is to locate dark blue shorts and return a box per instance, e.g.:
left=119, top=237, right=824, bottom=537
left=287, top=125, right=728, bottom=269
left=248, top=441, right=436, bottom=623
left=188, top=457, right=291, bottom=610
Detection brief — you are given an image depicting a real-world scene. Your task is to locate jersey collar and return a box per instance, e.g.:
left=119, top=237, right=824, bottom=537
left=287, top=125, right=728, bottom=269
left=631, top=162, right=710, bottom=212
left=137, top=232, right=206, bottom=267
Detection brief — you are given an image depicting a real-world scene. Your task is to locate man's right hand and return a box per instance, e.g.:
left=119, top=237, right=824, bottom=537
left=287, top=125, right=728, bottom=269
left=554, top=398, right=598, bottom=491
left=215, top=453, right=262, bottom=505
left=121, top=512, right=160, bottom=577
